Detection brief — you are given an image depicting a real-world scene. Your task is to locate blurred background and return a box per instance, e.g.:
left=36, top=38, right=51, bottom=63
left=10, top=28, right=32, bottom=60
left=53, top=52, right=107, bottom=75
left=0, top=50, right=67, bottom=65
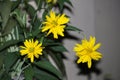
left=63, top=0, right=120, bottom=80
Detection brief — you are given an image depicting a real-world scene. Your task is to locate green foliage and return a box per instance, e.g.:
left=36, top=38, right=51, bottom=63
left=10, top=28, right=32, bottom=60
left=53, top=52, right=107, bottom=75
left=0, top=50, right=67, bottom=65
left=24, top=65, right=34, bottom=80
left=0, top=0, right=81, bottom=80
left=34, top=60, right=63, bottom=79
left=0, top=0, right=12, bottom=31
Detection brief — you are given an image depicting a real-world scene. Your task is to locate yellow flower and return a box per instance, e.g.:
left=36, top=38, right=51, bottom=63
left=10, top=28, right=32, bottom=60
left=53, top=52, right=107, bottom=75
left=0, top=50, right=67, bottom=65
left=73, top=36, right=102, bottom=68
left=42, top=11, right=69, bottom=39
left=46, top=0, right=57, bottom=4
left=20, top=39, right=43, bottom=62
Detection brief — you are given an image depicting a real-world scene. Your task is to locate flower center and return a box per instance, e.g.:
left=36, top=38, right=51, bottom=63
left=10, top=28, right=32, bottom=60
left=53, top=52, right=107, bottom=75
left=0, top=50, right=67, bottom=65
left=86, top=48, right=93, bottom=53
left=29, top=47, right=35, bottom=53
left=52, top=20, right=58, bottom=27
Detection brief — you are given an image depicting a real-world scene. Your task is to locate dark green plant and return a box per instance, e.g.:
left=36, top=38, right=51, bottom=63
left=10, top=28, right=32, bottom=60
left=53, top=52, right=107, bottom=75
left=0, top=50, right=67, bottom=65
left=0, top=0, right=81, bottom=80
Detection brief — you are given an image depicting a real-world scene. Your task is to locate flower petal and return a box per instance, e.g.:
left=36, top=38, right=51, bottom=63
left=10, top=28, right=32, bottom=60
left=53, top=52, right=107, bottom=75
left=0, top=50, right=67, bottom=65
left=93, top=43, right=101, bottom=51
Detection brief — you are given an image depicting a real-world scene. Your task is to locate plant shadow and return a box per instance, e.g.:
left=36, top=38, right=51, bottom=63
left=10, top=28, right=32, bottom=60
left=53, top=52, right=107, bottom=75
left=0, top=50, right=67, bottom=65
left=75, top=59, right=102, bottom=80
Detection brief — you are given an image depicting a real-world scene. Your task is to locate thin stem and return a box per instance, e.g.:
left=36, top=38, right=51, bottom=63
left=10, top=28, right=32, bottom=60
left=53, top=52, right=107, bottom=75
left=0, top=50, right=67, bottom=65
left=22, top=63, right=31, bottom=70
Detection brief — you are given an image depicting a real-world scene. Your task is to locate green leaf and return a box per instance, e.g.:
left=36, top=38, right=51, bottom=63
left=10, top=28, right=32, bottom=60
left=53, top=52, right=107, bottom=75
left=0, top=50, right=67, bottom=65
left=34, top=60, right=63, bottom=79
left=24, top=65, right=34, bottom=80
left=65, top=25, right=82, bottom=32
left=42, top=9, right=49, bottom=21
left=43, top=39, right=61, bottom=46
left=49, top=52, right=67, bottom=77
left=31, top=19, right=42, bottom=37
left=4, top=52, right=19, bottom=71
left=0, top=0, right=12, bottom=30
left=2, top=17, right=17, bottom=36
left=25, top=3, right=36, bottom=19
left=0, top=72, right=11, bottom=80
left=65, top=0, right=73, bottom=7
left=11, top=0, right=21, bottom=11
left=50, top=45, right=68, bottom=52
left=0, top=39, right=23, bottom=52
left=58, top=0, right=64, bottom=11
left=35, top=0, right=44, bottom=10
left=0, top=51, right=6, bottom=68
left=34, top=67, right=59, bottom=80
left=0, top=68, right=5, bottom=79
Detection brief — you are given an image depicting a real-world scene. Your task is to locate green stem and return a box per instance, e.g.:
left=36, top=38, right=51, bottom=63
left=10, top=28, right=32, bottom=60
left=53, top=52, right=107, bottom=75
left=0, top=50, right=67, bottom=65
left=16, top=26, right=19, bottom=40
left=22, top=63, right=31, bottom=70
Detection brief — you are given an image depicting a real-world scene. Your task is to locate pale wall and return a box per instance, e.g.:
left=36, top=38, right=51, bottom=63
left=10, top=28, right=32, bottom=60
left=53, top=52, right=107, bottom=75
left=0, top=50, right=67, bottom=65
left=64, top=0, right=120, bottom=80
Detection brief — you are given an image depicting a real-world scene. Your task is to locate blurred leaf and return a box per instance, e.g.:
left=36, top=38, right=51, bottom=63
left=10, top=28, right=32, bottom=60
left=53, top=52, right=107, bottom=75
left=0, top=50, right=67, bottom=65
left=32, top=28, right=40, bottom=37
left=35, top=0, right=44, bottom=10
left=0, top=68, right=4, bottom=79
left=50, top=45, right=67, bottom=52
left=42, top=10, right=49, bottom=21
left=65, top=0, right=73, bottom=7
left=4, top=52, right=19, bottom=71
left=43, top=39, right=61, bottom=46
left=65, top=25, right=82, bottom=32
left=34, top=67, right=59, bottom=80
left=0, top=0, right=12, bottom=30
left=0, top=39, right=23, bottom=52
left=2, top=17, right=17, bottom=36
left=58, top=0, right=64, bottom=11
left=0, top=72, right=11, bottom=80
left=0, top=51, right=5, bottom=68
left=25, top=3, right=36, bottom=19
left=11, top=0, right=21, bottom=11
left=49, top=52, right=66, bottom=77
left=34, top=60, right=63, bottom=80
left=31, top=19, right=42, bottom=37
left=24, top=65, right=34, bottom=80
left=12, top=9, right=28, bottom=28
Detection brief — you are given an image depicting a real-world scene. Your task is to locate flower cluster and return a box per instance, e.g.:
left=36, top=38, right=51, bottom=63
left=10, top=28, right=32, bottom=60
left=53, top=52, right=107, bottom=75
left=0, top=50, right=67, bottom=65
left=19, top=10, right=70, bottom=63
left=0, top=0, right=102, bottom=80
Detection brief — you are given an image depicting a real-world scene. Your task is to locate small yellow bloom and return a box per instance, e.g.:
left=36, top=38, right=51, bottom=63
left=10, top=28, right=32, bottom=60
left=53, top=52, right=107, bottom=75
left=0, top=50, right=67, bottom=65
left=46, top=0, right=57, bottom=4
left=20, top=39, right=43, bottom=62
left=73, top=36, right=102, bottom=68
left=42, top=10, right=69, bottom=39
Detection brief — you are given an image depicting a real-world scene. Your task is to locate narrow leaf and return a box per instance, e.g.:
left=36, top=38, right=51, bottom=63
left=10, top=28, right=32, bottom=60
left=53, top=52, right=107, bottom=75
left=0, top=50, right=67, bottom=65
left=49, top=52, right=67, bottom=77
left=0, top=39, right=23, bottom=52
left=24, top=65, right=34, bottom=80
left=11, top=0, right=21, bottom=11
left=50, top=45, right=68, bottom=52
left=65, top=25, right=82, bottom=32
left=2, top=17, right=17, bottom=36
left=58, top=0, right=64, bottom=11
left=4, top=52, right=19, bottom=71
left=34, top=67, right=59, bottom=80
left=25, top=3, right=36, bottom=19
left=34, top=60, right=63, bottom=79
left=0, top=0, right=12, bottom=30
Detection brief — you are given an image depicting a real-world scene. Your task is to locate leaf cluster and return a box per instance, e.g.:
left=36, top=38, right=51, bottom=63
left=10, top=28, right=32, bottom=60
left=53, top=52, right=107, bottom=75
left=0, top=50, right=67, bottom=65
left=0, top=0, right=81, bottom=80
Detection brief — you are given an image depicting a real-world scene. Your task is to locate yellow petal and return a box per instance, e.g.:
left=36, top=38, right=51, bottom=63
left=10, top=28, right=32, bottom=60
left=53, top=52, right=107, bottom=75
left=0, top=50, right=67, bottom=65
left=20, top=50, right=28, bottom=55
left=77, top=58, right=82, bottom=64
left=34, top=40, right=39, bottom=47
left=50, top=11, right=56, bottom=20
left=82, top=55, right=90, bottom=63
left=89, top=36, right=95, bottom=47
left=30, top=55, right=34, bottom=63
left=93, top=43, right=101, bottom=50
left=91, top=51, right=102, bottom=60
left=88, top=58, right=92, bottom=68
left=57, top=14, right=69, bottom=24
